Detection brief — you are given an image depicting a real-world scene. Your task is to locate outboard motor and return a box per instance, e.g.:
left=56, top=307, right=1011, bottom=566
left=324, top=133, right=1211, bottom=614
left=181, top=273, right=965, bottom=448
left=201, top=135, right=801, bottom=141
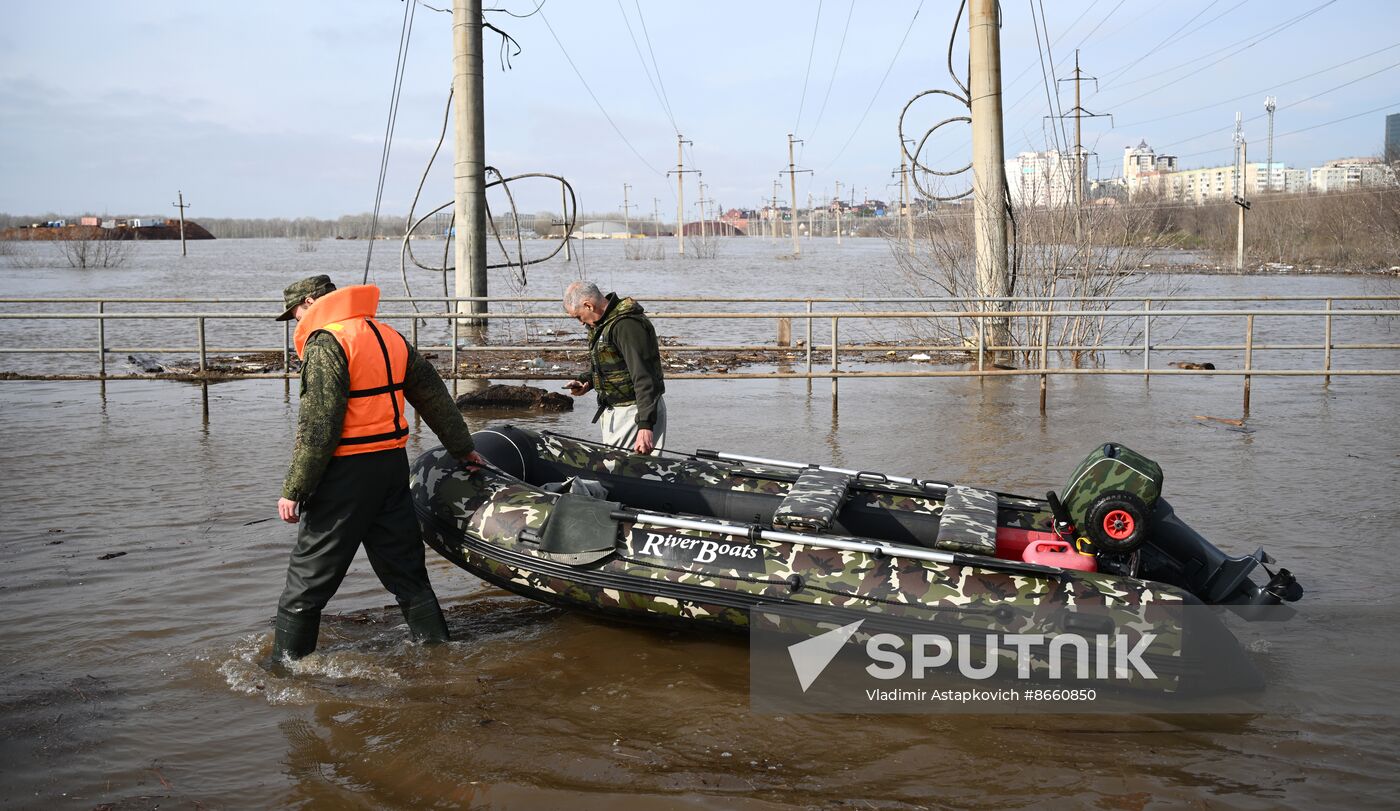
left=1049, top=443, right=1163, bottom=576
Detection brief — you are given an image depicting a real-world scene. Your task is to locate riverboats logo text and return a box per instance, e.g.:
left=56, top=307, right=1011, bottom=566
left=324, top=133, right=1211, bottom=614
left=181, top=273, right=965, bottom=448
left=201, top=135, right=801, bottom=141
left=628, top=528, right=767, bottom=572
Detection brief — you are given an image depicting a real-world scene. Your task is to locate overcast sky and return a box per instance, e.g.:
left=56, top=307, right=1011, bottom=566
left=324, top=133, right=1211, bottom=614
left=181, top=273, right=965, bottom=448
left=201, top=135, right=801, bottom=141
left=2, top=0, right=1396, bottom=219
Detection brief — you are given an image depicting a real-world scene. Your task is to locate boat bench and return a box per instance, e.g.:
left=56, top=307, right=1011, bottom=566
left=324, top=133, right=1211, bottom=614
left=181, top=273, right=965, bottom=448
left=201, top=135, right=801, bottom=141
left=934, top=485, right=1000, bottom=555
left=772, top=467, right=856, bottom=532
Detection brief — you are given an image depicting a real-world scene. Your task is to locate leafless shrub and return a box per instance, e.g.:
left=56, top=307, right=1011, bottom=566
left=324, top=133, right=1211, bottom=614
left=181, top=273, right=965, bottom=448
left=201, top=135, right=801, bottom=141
left=294, top=236, right=319, bottom=253
left=53, top=231, right=131, bottom=269
left=624, top=240, right=666, bottom=260
left=886, top=195, right=1178, bottom=366
left=1142, top=188, right=1400, bottom=269
left=686, top=233, right=719, bottom=259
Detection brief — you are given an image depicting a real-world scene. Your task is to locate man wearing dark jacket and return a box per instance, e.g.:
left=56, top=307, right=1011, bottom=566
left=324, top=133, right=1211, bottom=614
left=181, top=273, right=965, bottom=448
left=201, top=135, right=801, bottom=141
left=562, top=281, right=667, bottom=454
left=272, top=274, right=483, bottom=661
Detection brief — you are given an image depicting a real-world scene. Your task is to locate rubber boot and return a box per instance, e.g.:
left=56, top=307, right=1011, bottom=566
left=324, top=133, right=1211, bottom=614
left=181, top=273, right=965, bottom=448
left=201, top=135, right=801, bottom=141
left=402, top=598, right=450, bottom=645
left=272, top=609, right=320, bottom=661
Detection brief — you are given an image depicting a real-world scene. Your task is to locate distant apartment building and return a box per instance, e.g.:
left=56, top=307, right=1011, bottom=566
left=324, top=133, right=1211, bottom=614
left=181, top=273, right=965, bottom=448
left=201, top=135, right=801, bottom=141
left=1122, top=140, right=1178, bottom=198
left=1386, top=113, right=1400, bottom=163
left=1006, top=149, right=1077, bottom=207
left=1309, top=157, right=1396, bottom=193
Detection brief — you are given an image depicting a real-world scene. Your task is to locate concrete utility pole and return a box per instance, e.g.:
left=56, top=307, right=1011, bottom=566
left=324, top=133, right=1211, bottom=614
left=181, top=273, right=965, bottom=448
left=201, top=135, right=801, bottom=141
left=834, top=180, right=843, bottom=245
left=969, top=0, right=1011, bottom=352
left=1233, top=112, right=1250, bottom=273
left=807, top=192, right=814, bottom=238
left=621, top=183, right=634, bottom=238
left=782, top=134, right=811, bottom=256
left=170, top=190, right=189, bottom=256
left=667, top=134, right=698, bottom=255
left=652, top=197, right=661, bottom=237
left=1264, top=96, right=1277, bottom=192
left=696, top=182, right=708, bottom=243
left=452, top=0, right=487, bottom=327
left=771, top=180, right=782, bottom=240
left=901, top=148, right=914, bottom=253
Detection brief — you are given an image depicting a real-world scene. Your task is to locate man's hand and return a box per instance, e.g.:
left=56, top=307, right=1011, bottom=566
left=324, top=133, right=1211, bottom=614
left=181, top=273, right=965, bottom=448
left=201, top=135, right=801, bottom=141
left=458, top=450, right=488, bottom=468
left=632, top=428, right=655, bottom=455
left=564, top=379, right=592, bottom=397
left=278, top=497, right=300, bottom=524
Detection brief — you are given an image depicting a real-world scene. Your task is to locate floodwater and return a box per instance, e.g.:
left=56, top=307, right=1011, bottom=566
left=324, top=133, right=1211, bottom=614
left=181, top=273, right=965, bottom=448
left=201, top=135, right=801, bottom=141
left=2, top=238, right=1400, bottom=809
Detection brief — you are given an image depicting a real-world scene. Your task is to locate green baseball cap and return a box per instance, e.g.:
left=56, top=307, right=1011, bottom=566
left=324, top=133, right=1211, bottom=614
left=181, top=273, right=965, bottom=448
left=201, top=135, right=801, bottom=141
left=275, top=275, right=337, bottom=321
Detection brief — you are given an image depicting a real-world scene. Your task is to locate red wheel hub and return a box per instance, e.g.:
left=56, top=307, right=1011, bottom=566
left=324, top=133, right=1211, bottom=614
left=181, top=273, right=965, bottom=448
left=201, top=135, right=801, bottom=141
left=1102, top=509, right=1135, bottom=540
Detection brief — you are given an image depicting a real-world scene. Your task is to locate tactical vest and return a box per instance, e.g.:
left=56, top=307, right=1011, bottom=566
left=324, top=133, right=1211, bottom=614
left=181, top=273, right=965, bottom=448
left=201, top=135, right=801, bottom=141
left=294, top=285, right=410, bottom=456
left=587, top=296, right=656, bottom=409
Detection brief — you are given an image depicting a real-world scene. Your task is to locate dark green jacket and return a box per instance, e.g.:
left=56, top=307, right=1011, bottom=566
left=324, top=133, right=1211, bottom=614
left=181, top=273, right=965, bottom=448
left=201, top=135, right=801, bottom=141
left=282, top=331, right=475, bottom=502
left=585, top=294, right=665, bottom=428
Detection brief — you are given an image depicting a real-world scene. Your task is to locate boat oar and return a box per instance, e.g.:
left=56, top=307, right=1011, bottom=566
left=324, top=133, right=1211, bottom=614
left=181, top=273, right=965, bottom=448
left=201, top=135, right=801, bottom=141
left=611, top=510, right=1062, bottom=580
left=695, top=448, right=951, bottom=491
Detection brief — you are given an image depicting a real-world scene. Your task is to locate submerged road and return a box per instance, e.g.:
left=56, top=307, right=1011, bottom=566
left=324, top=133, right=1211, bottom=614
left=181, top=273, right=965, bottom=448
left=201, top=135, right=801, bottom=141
left=2, top=366, right=1398, bottom=808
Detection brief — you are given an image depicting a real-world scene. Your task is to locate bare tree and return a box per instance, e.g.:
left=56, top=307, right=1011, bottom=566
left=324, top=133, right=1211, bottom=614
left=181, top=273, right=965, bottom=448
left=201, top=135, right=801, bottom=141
left=53, top=230, right=131, bottom=269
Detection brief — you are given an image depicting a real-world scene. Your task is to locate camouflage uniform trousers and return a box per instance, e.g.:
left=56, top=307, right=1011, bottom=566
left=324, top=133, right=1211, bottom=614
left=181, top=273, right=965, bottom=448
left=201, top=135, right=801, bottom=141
left=599, top=395, right=667, bottom=451
left=278, top=447, right=444, bottom=625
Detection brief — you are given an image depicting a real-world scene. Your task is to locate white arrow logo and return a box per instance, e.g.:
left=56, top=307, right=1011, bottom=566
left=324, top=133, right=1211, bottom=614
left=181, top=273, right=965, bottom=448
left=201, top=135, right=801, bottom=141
left=787, top=620, right=865, bottom=692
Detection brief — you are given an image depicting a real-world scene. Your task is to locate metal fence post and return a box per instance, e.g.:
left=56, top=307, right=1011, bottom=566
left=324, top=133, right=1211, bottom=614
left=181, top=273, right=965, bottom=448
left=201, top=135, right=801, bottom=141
left=976, top=316, right=985, bottom=374
left=450, top=301, right=459, bottom=379
left=1243, top=314, right=1254, bottom=412
left=1143, top=299, right=1151, bottom=382
left=1324, top=298, right=1332, bottom=386
left=283, top=320, right=291, bottom=375
left=197, top=317, right=207, bottom=373
left=97, top=301, right=106, bottom=378
left=1039, top=314, right=1049, bottom=414
left=805, top=299, right=813, bottom=393
left=830, top=315, right=839, bottom=402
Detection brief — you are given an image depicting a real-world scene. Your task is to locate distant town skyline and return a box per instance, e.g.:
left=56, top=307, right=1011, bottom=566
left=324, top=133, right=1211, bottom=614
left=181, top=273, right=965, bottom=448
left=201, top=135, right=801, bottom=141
left=2, top=0, right=1397, bottom=218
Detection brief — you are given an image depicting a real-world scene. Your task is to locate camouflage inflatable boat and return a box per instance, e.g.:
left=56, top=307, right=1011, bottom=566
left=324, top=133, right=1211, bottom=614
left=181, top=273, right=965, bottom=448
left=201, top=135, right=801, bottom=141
left=411, top=427, right=1301, bottom=690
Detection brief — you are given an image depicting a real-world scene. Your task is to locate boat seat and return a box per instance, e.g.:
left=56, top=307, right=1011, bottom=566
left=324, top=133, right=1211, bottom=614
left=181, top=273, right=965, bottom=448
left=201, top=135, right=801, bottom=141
left=772, top=467, right=856, bottom=532
left=934, top=485, right=999, bottom=555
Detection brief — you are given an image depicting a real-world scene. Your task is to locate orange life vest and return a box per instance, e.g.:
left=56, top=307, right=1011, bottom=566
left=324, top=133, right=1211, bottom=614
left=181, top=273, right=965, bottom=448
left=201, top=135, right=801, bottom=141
left=293, top=285, right=410, bottom=456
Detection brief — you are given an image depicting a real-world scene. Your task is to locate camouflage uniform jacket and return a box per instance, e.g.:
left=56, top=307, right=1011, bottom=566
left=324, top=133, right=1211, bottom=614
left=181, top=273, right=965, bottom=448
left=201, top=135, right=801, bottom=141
left=584, top=294, right=665, bottom=428
left=282, top=331, right=475, bottom=502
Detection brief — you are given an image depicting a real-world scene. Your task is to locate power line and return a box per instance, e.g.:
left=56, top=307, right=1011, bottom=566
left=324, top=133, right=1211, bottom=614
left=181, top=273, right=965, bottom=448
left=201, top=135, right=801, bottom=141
left=633, top=1, right=678, bottom=132
left=1173, top=99, right=1400, bottom=161
left=794, top=0, right=824, bottom=135
left=615, top=0, right=679, bottom=133
left=821, top=0, right=925, bottom=171
left=1096, top=0, right=1222, bottom=89
left=1118, top=43, right=1400, bottom=129
left=364, top=0, right=417, bottom=283
left=1092, top=0, right=1338, bottom=107
left=807, top=0, right=855, bottom=141
left=1157, top=62, right=1400, bottom=153
left=538, top=9, right=664, bottom=176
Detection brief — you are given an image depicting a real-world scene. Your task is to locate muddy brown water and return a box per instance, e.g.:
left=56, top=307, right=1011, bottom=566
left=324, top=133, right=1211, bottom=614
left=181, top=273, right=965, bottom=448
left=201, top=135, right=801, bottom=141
left=2, top=239, right=1400, bottom=809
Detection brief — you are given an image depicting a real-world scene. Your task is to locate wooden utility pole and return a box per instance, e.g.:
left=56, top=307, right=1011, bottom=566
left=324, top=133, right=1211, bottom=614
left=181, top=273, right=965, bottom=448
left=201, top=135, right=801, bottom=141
left=782, top=134, right=811, bottom=255
left=170, top=190, right=190, bottom=256
left=667, top=134, right=698, bottom=255
left=621, top=183, right=634, bottom=238
left=452, top=0, right=487, bottom=327
left=969, top=0, right=1011, bottom=353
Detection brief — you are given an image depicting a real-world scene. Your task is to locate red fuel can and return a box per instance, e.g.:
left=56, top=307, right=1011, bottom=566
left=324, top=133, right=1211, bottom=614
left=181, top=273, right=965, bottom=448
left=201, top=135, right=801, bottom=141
left=1021, top=539, right=1098, bottom=572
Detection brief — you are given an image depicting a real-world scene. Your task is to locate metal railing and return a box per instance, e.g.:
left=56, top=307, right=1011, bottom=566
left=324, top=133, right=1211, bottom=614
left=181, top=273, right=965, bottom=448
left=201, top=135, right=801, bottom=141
left=2, top=294, right=1398, bottom=412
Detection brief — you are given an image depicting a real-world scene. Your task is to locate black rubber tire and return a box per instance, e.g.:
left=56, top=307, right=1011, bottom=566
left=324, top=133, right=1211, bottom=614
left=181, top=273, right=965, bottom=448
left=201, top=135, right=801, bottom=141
left=1085, top=491, right=1150, bottom=554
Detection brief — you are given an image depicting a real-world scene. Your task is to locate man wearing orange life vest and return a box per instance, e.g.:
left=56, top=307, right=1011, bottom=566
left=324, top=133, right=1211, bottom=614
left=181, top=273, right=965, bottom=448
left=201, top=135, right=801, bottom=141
left=271, top=275, right=484, bottom=662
